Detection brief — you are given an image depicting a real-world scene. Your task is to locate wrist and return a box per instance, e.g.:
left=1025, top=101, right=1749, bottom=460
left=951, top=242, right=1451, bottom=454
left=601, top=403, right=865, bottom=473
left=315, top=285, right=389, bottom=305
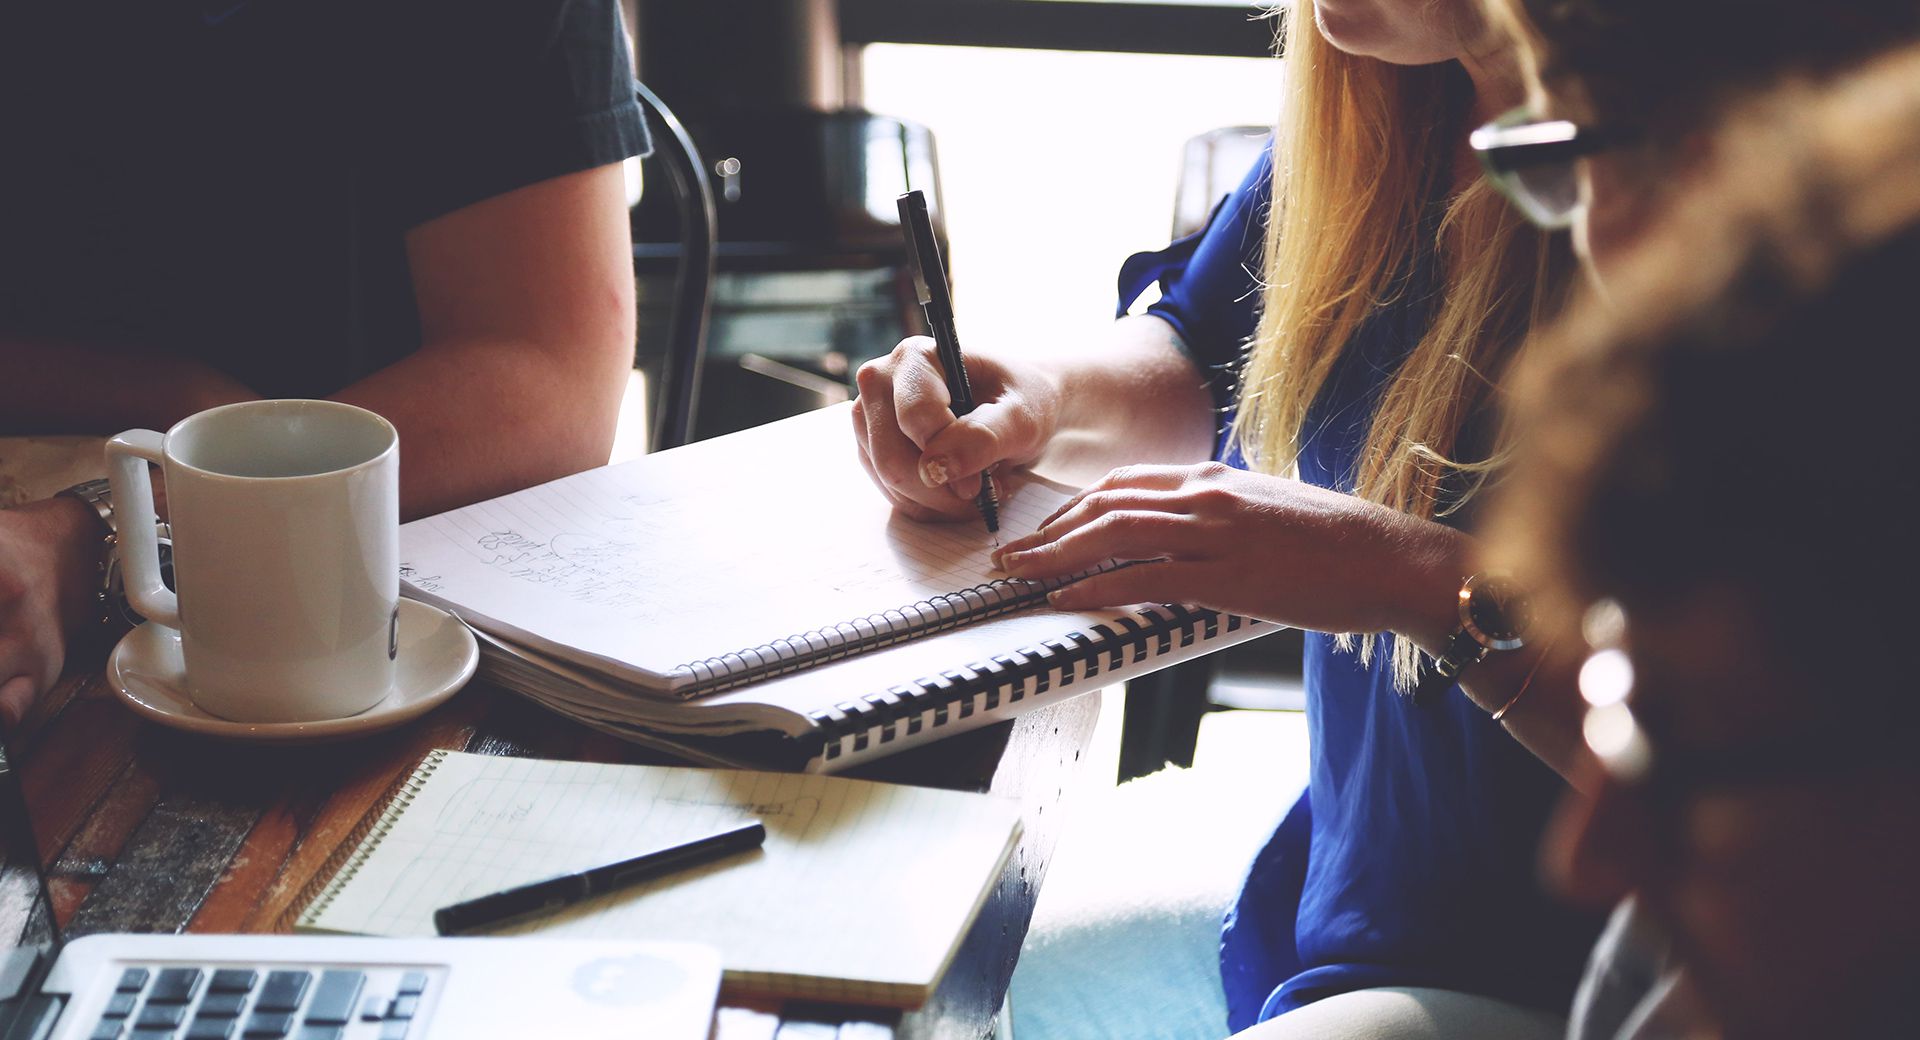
left=23, top=495, right=109, bottom=637
left=27, top=492, right=100, bottom=551
left=1392, top=521, right=1477, bottom=654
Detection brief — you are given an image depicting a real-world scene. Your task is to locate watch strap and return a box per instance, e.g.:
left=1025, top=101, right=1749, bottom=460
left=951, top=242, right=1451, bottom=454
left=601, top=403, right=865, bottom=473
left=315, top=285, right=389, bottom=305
left=1411, top=628, right=1489, bottom=708
left=56, top=478, right=173, bottom=632
left=56, top=477, right=115, bottom=534
left=54, top=479, right=121, bottom=634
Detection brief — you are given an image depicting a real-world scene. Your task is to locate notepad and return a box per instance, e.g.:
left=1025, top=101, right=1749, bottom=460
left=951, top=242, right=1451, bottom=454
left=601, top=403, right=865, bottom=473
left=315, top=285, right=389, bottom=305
left=401, top=410, right=1112, bottom=698
left=296, top=751, right=1022, bottom=1008
left=399, top=405, right=1272, bottom=770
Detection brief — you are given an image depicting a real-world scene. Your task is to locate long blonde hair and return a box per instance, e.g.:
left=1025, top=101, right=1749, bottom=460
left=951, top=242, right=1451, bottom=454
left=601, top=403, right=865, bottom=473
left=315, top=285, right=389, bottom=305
left=1231, top=6, right=1565, bottom=686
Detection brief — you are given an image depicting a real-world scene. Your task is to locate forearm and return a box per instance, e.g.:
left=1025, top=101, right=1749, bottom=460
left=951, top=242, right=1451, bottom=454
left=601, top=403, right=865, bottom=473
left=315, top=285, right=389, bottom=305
left=1029, top=315, right=1219, bottom=483
left=370, top=163, right=634, bottom=521
left=0, top=339, right=257, bottom=435
left=1391, top=524, right=1592, bottom=784
left=331, top=335, right=628, bottom=521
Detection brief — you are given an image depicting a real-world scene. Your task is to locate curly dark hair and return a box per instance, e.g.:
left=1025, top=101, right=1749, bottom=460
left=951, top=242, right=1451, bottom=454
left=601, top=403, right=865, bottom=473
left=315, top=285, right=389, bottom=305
left=1489, top=0, right=1920, bottom=138
left=1494, top=46, right=1920, bottom=685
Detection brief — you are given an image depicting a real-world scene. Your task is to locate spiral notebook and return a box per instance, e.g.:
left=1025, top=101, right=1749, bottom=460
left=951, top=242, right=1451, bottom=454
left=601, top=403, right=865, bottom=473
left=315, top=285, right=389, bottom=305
left=294, top=750, right=1022, bottom=1007
left=399, top=405, right=1271, bottom=770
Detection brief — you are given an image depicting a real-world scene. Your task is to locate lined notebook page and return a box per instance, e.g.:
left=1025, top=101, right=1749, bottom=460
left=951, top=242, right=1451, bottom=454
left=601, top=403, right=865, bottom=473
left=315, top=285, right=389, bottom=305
left=399, top=405, right=1075, bottom=691
left=298, top=752, right=1022, bottom=1006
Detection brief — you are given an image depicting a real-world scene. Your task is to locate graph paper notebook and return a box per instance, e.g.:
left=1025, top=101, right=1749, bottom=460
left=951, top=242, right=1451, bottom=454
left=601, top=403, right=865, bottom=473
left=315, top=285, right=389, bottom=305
left=295, top=751, right=1022, bottom=1008
left=399, top=405, right=1270, bottom=770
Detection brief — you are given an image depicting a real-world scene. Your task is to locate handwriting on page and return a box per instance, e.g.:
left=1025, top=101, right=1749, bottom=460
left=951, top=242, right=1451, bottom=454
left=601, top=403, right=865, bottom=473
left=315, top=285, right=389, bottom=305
left=398, top=414, right=1078, bottom=678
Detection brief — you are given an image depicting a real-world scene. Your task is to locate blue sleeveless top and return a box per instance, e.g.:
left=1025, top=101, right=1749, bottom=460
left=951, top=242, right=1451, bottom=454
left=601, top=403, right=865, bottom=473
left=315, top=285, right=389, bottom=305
left=1118, top=152, right=1596, bottom=1030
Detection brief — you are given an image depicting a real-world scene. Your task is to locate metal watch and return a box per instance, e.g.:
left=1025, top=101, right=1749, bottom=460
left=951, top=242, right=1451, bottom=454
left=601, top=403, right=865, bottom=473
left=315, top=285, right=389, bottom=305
left=1410, top=572, right=1531, bottom=708
left=56, top=477, right=172, bottom=629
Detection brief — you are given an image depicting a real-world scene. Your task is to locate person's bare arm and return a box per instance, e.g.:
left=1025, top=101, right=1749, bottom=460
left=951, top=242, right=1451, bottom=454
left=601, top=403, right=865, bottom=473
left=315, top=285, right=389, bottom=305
left=339, top=162, right=634, bottom=520
left=0, top=162, right=635, bottom=723
left=1394, top=556, right=1595, bottom=786
left=993, top=464, right=1593, bottom=785
left=1, top=162, right=633, bottom=522
left=0, top=341, right=257, bottom=435
left=1031, top=314, right=1221, bottom=484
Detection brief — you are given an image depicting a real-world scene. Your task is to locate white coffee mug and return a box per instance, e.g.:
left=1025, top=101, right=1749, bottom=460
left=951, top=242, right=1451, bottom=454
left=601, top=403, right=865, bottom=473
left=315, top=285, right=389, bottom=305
left=107, top=400, right=400, bottom=723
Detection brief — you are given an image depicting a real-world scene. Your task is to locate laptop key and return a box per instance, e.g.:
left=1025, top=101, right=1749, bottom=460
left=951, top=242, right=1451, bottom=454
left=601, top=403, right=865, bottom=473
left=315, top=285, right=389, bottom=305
left=253, top=972, right=310, bottom=1013
left=395, top=972, right=427, bottom=996
left=129, top=1030, right=177, bottom=1040
left=293, top=1028, right=344, bottom=1040
left=149, top=967, right=204, bottom=1004
left=199, top=993, right=247, bottom=1017
left=104, top=991, right=139, bottom=1017
left=208, top=970, right=258, bottom=994
left=115, top=969, right=150, bottom=994
left=185, top=1017, right=239, bottom=1040
left=301, top=971, right=363, bottom=1025
left=136, top=1002, right=190, bottom=1029
left=88, top=1019, right=124, bottom=1040
left=241, top=1010, right=295, bottom=1037
left=359, top=996, right=388, bottom=1021
left=378, top=1019, right=412, bottom=1040
left=387, top=995, right=418, bottom=1019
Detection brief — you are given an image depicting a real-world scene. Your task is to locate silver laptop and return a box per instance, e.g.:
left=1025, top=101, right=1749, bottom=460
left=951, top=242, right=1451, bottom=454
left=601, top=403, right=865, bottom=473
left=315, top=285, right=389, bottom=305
left=0, top=729, right=721, bottom=1040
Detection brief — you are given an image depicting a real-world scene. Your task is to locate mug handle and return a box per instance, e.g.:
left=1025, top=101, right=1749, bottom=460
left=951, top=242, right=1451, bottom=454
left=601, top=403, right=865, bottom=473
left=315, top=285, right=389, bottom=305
left=105, top=430, right=180, bottom=629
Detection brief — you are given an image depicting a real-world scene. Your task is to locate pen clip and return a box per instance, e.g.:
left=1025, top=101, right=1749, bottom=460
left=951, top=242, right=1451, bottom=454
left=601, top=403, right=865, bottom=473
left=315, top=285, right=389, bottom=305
left=897, top=191, right=936, bottom=307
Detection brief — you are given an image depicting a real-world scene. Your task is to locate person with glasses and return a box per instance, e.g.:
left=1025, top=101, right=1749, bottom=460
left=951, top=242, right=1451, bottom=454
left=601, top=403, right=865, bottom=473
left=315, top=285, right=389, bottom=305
left=1491, top=46, right=1920, bottom=1038
left=857, top=2, right=1605, bottom=1037
left=1476, top=0, right=1920, bottom=276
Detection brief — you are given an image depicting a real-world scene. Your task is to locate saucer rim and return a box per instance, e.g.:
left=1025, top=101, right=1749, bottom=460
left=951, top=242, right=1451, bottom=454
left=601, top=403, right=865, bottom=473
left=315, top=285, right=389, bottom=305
left=105, top=598, right=478, bottom=744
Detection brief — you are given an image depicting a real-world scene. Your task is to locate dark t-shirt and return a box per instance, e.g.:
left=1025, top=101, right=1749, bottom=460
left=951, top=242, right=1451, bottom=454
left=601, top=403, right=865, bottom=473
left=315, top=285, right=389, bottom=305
left=0, top=0, right=649, bottom=399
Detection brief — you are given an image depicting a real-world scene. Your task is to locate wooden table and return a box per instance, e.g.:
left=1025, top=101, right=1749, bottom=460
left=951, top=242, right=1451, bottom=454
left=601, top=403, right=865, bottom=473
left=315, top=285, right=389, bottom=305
left=7, top=665, right=1102, bottom=1040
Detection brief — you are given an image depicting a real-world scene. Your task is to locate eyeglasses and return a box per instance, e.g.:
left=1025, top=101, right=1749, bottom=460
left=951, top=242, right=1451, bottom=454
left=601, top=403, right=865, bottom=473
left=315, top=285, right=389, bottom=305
left=1578, top=600, right=1895, bottom=796
left=1471, top=107, right=1636, bottom=231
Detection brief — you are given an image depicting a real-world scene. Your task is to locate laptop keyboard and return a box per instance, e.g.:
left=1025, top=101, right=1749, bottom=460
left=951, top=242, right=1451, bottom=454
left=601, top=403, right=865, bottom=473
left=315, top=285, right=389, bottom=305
left=90, top=965, right=429, bottom=1040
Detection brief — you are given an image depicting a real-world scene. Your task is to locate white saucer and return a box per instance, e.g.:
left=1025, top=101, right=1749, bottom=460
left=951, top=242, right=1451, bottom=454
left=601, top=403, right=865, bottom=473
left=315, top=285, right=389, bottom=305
left=106, top=598, right=479, bottom=743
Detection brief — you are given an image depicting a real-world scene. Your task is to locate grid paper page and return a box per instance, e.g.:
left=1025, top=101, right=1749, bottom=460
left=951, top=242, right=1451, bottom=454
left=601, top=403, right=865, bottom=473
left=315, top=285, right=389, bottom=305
left=398, top=404, right=1075, bottom=689
left=300, top=752, right=1021, bottom=1004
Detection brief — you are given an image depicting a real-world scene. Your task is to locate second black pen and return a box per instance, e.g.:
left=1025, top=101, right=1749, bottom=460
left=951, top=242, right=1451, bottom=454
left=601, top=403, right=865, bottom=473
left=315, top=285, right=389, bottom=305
left=432, top=820, right=767, bottom=936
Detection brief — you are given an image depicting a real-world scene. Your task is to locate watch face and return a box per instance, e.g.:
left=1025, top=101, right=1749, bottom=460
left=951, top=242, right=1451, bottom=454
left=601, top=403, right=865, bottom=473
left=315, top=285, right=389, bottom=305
left=1463, top=575, right=1530, bottom=650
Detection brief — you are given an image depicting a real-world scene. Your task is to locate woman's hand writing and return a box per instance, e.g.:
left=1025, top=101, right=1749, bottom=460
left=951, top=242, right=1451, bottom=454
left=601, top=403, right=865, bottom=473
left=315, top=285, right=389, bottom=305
left=851, top=336, right=1062, bottom=522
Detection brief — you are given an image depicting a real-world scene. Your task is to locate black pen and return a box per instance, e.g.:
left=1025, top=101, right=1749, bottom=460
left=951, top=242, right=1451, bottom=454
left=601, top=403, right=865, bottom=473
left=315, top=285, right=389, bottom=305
left=897, top=189, right=1001, bottom=534
left=432, top=820, right=766, bottom=936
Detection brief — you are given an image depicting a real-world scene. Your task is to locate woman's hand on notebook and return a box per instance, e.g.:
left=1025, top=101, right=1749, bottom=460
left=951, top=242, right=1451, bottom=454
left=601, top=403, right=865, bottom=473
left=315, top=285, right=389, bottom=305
left=852, top=336, right=1060, bottom=521
left=990, top=462, right=1471, bottom=648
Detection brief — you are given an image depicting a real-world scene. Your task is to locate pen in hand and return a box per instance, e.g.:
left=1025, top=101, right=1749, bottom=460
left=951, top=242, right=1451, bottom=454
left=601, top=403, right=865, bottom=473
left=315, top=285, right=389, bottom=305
left=897, top=189, right=1002, bottom=536
left=432, top=820, right=767, bottom=936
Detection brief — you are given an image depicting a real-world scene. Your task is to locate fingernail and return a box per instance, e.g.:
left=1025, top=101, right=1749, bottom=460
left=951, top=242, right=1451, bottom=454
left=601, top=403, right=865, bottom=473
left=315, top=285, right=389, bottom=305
left=1046, top=589, right=1065, bottom=606
left=919, top=456, right=949, bottom=488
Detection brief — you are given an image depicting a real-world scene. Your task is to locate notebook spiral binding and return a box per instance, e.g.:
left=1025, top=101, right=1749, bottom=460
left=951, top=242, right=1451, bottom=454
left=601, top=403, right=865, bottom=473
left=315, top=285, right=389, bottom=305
left=669, top=567, right=1117, bottom=699
left=804, top=604, right=1260, bottom=763
left=285, top=749, right=450, bottom=931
